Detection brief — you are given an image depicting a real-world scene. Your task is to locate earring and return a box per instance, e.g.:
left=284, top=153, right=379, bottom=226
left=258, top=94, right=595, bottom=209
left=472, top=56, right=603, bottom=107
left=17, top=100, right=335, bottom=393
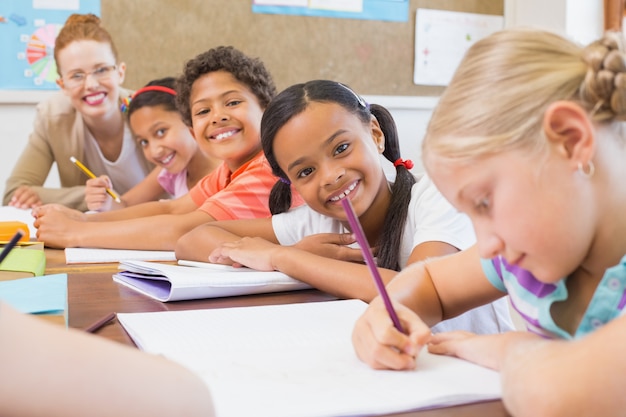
left=577, top=161, right=595, bottom=178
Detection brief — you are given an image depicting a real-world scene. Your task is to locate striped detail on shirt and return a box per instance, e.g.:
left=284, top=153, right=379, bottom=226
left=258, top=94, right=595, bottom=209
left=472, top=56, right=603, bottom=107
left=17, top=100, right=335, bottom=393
left=482, top=255, right=626, bottom=340
left=189, top=151, right=303, bottom=221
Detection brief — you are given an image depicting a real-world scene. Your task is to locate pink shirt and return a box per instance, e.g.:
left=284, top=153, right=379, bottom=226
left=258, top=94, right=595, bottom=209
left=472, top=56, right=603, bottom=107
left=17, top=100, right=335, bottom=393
left=189, top=151, right=303, bottom=221
left=157, top=168, right=189, bottom=199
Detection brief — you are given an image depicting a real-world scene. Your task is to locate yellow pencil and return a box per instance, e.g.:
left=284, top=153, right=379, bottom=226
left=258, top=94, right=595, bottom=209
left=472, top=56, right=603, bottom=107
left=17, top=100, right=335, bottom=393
left=70, top=156, right=122, bottom=203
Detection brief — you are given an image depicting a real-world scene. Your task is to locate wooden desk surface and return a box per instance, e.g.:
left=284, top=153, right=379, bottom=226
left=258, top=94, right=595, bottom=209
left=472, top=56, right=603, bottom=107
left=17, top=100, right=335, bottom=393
left=67, top=271, right=510, bottom=417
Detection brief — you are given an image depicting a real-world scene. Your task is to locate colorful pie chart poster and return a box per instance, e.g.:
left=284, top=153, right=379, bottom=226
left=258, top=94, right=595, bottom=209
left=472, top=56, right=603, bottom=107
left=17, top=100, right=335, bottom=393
left=0, top=0, right=101, bottom=90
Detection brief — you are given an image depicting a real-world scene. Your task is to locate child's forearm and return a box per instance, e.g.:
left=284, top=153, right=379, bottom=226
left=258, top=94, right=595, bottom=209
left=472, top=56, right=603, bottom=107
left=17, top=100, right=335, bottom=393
left=500, top=316, right=626, bottom=417
left=85, top=199, right=173, bottom=222
left=0, top=303, right=215, bottom=417
left=271, top=246, right=397, bottom=301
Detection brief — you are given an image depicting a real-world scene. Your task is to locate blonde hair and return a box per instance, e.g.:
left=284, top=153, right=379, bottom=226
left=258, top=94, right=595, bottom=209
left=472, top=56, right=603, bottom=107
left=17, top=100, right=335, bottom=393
left=422, top=28, right=626, bottom=163
left=54, top=13, right=118, bottom=74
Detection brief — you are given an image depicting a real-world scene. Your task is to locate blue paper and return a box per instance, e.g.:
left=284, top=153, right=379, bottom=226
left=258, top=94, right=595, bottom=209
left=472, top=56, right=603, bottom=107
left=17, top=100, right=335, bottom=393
left=252, top=0, right=408, bottom=22
left=0, top=273, right=67, bottom=314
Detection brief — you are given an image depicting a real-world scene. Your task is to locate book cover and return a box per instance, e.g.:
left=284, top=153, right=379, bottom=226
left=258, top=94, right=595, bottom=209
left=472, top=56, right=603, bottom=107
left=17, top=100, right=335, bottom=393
left=113, top=260, right=311, bottom=302
left=0, top=273, right=67, bottom=327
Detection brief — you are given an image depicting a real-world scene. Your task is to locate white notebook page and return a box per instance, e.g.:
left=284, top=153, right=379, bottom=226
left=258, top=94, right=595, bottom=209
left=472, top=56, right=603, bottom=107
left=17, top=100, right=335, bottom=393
left=118, top=299, right=501, bottom=417
left=65, top=248, right=176, bottom=264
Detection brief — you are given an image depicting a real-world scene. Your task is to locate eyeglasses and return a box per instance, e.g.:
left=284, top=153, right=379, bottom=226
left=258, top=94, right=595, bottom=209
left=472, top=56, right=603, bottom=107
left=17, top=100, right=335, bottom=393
left=61, top=65, right=117, bottom=89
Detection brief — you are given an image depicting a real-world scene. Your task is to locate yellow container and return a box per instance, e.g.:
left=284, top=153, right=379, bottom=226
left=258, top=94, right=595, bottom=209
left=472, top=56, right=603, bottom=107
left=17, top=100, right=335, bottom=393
left=0, top=221, right=30, bottom=242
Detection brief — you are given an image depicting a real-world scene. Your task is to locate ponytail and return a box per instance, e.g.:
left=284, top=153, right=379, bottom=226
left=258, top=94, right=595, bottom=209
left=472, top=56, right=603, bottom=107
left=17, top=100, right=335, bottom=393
left=269, top=179, right=293, bottom=215
left=371, top=104, right=416, bottom=271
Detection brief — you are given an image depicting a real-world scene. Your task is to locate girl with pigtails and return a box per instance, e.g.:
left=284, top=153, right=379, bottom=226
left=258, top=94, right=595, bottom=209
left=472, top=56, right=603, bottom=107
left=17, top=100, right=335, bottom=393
left=177, top=79, right=513, bottom=335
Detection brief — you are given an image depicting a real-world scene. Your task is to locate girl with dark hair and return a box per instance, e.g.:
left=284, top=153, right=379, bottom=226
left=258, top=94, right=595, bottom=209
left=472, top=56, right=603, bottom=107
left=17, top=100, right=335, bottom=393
left=177, top=80, right=513, bottom=335
left=84, top=77, right=220, bottom=211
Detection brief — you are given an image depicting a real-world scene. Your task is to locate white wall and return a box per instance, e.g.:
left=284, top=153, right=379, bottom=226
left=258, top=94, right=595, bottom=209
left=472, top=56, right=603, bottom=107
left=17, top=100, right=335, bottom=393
left=0, top=0, right=605, bottom=197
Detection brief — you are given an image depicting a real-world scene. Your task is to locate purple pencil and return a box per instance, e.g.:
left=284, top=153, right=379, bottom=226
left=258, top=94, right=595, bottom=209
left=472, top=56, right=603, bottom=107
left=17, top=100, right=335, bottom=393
left=341, top=198, right=404, bottom=333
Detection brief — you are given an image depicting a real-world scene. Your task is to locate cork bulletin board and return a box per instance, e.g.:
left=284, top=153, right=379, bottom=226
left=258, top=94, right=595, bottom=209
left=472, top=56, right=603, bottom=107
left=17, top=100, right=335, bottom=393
left=102, top=0, right=503, bottom=96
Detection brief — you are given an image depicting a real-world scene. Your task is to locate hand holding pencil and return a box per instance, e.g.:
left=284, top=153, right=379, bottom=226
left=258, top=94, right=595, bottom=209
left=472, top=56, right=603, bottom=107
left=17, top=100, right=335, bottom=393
left=70, top=156, right=121, bottom=204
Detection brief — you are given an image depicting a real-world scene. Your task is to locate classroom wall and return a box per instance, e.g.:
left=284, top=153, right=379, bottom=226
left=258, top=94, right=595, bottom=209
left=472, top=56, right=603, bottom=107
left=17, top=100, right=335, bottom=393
left=0, top=0, right=603, bottom=195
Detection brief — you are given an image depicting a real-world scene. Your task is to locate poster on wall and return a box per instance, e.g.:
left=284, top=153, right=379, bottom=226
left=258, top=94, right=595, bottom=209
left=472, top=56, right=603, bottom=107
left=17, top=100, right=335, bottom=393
left=252, top=0, right=408, bottom=22
left=0, top=0, right=101, bottom=90
left=413, top=9, right=503, bottom=86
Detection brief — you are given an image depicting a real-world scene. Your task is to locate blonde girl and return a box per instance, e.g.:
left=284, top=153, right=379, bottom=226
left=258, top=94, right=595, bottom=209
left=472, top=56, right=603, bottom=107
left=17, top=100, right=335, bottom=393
left=352, top=29, right=626, bottom=417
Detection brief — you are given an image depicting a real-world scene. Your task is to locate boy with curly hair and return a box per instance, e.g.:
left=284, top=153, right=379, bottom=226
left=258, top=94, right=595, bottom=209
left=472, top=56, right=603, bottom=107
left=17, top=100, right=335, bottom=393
left=34, top=46, right=303, bottom=250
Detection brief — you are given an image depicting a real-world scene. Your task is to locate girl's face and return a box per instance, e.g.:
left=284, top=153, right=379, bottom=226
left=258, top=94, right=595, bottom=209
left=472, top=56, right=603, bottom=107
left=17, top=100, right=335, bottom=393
left=426, top=146, right=595, bottom=284
left=130, top=105, right=197, bottom=174
left=56, top=40, right=125, bottom=119
left=188, top=70, right=264, bottom=172
left=273, top=102, right=389, bottom=222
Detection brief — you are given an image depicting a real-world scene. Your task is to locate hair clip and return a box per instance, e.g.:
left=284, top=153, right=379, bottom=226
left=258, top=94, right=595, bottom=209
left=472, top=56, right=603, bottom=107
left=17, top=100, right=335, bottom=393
left=337, top=82, right=368, bottom=108
left=279, top=177, right=291, bottom=185
left=120, top=96, right=131, bottom=113
left=393, top=158, right=414, bottom=170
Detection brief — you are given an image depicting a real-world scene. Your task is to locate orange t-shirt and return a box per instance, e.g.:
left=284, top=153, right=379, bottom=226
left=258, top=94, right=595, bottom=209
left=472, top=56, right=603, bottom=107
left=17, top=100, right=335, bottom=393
left=189, top=151, right=303, bottom=220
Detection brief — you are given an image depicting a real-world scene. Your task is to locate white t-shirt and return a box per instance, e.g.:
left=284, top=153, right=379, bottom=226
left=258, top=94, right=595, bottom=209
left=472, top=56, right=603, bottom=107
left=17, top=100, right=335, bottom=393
left=83, top=125, right=151, bottom=195
left=272, top=175, right=514, bottom=335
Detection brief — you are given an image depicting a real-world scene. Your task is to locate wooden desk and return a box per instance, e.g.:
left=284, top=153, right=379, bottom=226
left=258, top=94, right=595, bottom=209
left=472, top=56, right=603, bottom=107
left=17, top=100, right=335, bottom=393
left=67, top=271, right=510, bottom=417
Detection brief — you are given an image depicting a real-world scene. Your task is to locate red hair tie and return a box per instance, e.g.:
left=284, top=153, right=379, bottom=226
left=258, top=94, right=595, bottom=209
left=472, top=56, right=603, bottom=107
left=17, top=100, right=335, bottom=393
left=393, top=158, right=414, bottom=170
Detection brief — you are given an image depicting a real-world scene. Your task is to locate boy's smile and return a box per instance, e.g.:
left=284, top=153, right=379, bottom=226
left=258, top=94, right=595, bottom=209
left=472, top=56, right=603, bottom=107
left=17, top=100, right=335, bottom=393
left=188, top=71, right=264, bottom=173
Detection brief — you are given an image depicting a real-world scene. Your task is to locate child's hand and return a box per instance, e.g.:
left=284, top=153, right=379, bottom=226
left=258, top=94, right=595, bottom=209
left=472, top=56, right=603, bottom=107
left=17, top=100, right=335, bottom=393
left=352, top=297, right=431, bottom=370
left=427, top=330, right=541, bottom=371
left=208, top=236, right=281, bottom=270
left=33, top=205, right=82, bottom=248
left=85, top=175, right=113, bottom=212
left=8, top=186, right=42, bottom=209
left=32, top=204, right=85, bottom=222
left=293, top=233, right=365, bottom=262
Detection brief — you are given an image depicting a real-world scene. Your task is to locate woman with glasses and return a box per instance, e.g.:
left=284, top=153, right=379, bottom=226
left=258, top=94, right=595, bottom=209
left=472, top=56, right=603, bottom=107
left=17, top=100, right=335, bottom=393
left=3, top=13, right=154, bottom=211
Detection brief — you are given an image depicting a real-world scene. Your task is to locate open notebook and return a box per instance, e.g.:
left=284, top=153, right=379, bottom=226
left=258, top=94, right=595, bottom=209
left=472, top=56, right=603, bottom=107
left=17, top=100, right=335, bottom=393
left=113, top=260, right=312, bottom=302
left=117, top=299, right=502, bottom=417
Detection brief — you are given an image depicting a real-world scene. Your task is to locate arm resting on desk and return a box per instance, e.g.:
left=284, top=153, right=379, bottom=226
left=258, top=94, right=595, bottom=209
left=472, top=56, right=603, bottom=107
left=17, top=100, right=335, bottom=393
left=0, top=302, right=214, bottom=417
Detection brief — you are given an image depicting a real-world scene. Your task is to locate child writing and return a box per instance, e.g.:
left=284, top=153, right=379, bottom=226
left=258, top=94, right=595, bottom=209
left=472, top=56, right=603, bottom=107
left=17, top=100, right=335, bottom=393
left=0, top=302, right=214, bottom=417
left=84, top=77, right=220, bottom=211
left=3, top=13, right=153, bottom=211
left=176, top=80, right=513, bottom=334
left=33, top=46, right=302, bottom=249
left=351, top=29, right=626, bottom=416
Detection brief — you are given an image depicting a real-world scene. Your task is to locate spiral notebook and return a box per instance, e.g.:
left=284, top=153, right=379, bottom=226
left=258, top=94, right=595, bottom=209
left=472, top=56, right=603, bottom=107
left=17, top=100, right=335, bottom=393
left=113, top=260, right=312, bottom=302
